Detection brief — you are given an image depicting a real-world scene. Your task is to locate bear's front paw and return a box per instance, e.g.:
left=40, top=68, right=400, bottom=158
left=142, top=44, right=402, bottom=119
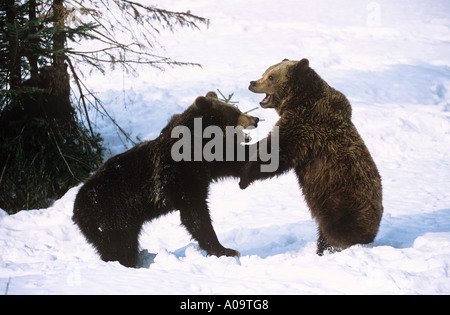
left=222, top=248, right=241, bottom=257
left=239, top=178, right=250, bottom=190
left=239, top=163, right=252, bottom=190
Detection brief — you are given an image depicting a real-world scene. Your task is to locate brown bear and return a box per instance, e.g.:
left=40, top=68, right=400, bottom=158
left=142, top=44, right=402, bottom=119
left=73, top=92, right=259, bottom=267
left=240, top=58, right=383, bottom=255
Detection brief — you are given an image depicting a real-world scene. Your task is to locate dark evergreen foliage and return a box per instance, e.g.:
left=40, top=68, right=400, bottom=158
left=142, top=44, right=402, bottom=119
left=0, top=1, right=206, bottom=213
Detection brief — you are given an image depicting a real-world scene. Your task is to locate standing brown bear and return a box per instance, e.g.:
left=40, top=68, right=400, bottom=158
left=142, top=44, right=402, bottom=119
left=73, top=92, right=259, bottom=267
left=240, top=59, right=383, bottom=255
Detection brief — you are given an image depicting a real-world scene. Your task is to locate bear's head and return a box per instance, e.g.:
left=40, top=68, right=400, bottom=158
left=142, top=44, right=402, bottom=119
left=168, top=92, right=261, bottom=163
left=193, top=92, right=260, bottom=142
left=249, top=58, right=326, bottom=112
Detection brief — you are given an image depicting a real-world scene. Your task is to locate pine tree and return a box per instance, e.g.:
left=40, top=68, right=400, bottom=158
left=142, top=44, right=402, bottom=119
left=0, top=0, right=207, bottom=213
left=0, top=0, right=103, bottom=213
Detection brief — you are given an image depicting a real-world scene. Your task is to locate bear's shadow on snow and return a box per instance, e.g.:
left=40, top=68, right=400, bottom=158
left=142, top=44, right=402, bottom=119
left=230, top=221, right=318, bottom=258
left=136, top=209, right=450, bottom=267
left=136, top=244, right=216, bottom=268
left=137, top=221, right=318, bottom=267
left=375, top=209, right=450, bottom=248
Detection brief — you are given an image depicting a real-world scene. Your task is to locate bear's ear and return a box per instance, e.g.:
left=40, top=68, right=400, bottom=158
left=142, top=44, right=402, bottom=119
left=298, top=58, right=309, bottom=69
left=293, top=58, right=310, bottom=74
left=194, top=96, right=212, bottom=113
left=205, top=91, right=218, bottom=99
left=283, top=58, right=289, bottom=62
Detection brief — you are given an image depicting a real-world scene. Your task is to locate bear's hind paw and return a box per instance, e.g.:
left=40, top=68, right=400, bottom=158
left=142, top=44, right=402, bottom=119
left=207, top=247, right=240, bottom=258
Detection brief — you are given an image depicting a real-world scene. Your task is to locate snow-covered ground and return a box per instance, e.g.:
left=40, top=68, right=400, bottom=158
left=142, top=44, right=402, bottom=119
left=2, top=0, right=450, bottom=294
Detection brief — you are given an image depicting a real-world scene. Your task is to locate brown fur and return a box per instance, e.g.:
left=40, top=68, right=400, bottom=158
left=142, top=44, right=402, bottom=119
left=241, top=59, right=383, bottom=254
left=73, top=92, right=259, bottom=267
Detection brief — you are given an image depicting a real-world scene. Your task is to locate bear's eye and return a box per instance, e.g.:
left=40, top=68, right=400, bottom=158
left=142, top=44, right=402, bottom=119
left=268, top=75, right=274, bottom=81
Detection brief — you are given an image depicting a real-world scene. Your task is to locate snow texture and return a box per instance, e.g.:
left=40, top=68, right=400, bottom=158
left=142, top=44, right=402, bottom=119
left=1, top=0, right=450, bottom=294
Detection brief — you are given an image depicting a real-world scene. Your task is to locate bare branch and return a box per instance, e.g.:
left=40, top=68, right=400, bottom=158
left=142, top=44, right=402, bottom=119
left=64, top=0, right=208, bottom=74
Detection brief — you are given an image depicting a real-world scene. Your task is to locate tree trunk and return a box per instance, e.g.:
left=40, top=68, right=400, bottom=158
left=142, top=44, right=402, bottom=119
left=5, top=0, right=21, bottom=89
left=27, top=0, right=39, bottom=82
left=52, top=0, right=66, bottom=71
left=50, top=0, right=74, bottom=122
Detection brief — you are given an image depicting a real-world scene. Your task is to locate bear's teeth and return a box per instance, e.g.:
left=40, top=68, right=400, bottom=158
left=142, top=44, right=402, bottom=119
left=261, top=94, right=271, bottom=104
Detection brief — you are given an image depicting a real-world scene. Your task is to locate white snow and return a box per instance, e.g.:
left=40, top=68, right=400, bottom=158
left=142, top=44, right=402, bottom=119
left=1, top=0, right=450, bottom=294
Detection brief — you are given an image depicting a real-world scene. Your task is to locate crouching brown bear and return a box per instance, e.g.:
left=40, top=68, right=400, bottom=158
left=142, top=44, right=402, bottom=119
left=73, top=92, right=259, bottom=267
left=240, top=58, right=383, bottom=255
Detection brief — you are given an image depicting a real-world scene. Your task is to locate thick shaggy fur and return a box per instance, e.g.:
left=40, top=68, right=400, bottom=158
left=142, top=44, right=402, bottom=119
left=73, top=93, right=259, bottom=267
left=241, top=59, right=383, bottom=254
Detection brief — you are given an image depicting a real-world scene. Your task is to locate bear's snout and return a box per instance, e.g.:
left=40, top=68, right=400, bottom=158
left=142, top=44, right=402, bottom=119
left=249, top=80, right=266, bottom=95
left=248, top=116, right=259, bottom=128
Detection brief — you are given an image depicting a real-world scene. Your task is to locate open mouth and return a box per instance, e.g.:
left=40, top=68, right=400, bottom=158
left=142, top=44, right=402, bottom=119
left=260, top=94, right=271, bottom=106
